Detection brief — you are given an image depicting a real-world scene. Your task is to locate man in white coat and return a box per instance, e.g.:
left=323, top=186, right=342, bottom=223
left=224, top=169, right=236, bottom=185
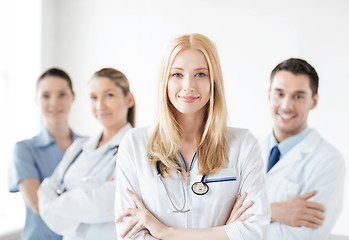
left=260, top=58, right=346, bottom=239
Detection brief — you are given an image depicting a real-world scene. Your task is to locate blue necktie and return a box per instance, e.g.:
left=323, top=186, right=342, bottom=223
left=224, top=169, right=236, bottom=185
left=267, top=146, right=280, bottom=172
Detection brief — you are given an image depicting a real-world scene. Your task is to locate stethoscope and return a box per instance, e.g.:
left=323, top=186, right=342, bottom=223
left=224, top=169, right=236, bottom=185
left=56, top=145, right=119, bottom=196
left=155, top=160, right=209, bottom=213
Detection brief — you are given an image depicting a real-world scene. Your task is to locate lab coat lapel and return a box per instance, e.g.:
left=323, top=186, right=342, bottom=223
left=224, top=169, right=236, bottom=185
left=259, top=135, right=270, bottom=172
left=267, top=129, right=321, bottom=175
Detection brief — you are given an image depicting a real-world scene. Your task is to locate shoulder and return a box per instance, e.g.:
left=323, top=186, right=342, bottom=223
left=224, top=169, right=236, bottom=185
left=127, top=126, right=150, bottom=137
left=296, top=130, right=346, bottom=176
left=225, top=127, right=263, bottom=168
left=14, top=138, right=30, bottom=148
left=121, top=127, right=150, bottom=145
left=227, top=127, right=258, bottom=145
left=226, top=127, right=260, bottom=158
left=118, top=127, right=150, bottom=155
left=13, top=138, right=36, bottom=153
left=310, top=130, right=345, bottom=165
left=117, top=127, right=150, bottom=168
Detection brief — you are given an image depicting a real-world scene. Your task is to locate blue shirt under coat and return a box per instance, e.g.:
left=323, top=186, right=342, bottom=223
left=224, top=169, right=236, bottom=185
left=8, top=128, right=79, bottom=240
left=269, top=126, right=311, bottom=159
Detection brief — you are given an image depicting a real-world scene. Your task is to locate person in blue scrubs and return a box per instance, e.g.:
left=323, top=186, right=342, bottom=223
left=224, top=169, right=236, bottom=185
left=9, top=68, right=79, bottom=240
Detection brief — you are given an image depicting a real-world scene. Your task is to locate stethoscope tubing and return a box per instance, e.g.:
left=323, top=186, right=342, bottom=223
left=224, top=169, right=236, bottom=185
left=155, top=160, right=209, bottom=213
left=56, top=145, right=119, bottom=196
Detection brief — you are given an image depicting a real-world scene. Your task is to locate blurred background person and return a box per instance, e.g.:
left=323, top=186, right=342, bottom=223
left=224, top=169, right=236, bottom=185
left=259, top=58, right=346, bottom=239
left=9, top=68, right=79, bottom=240
left=38, top=68, right=135, bottom=240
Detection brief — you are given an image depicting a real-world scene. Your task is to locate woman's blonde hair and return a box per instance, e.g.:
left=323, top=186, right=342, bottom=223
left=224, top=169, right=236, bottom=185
left=147, top=33, right=228, bottom=176
left=93, top=68, right=135, bottom=127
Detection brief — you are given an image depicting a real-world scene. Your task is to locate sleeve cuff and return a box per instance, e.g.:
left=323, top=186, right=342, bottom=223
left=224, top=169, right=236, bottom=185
left=223, top=223, right=244, bottom=240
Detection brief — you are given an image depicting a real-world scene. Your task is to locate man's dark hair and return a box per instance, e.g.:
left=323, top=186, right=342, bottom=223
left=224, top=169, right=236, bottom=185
left=270, top=58, right=319, bottom=96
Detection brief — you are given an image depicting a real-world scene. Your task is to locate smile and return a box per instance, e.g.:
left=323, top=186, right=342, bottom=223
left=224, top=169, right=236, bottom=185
left=178, top=95, right=199, bottom=103
left=48, top=110, right=63, bottom=116
left=278, top=112, right=295, bottom=121
left=98, top=113, right=112, bottom=118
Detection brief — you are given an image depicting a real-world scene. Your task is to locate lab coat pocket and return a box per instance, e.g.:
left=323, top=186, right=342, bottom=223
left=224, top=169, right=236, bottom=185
left=205, top=168, right=238, bottom=201
left=280, top=179, right=301, bottom=200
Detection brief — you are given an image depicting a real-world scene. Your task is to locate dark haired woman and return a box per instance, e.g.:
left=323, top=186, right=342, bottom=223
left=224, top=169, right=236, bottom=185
left=38, top=68, right=135, bottom=240
left=9, top=68, right=79, bottom=240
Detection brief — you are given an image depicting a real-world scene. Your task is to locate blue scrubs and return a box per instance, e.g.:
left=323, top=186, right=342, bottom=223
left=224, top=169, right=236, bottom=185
left=8, top=128, right=79, bottom=240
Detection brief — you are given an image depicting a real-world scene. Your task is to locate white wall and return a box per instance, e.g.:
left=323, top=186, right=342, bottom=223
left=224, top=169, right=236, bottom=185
left=41, top=0, right=349, bottom=235
left=0, top=0, right=41, bottom=235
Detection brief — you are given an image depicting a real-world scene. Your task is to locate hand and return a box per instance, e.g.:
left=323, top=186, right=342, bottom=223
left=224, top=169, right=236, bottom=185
left=271, top=190, right=326, bottom=229
left=115, top=189, right=169, bottom=239
left=226, top=192, right=254, bottom=224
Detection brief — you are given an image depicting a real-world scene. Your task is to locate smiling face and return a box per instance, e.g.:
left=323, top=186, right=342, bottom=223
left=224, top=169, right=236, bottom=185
left=269, top=70, right=318, bottom=142
left=167, top=48, right=211, bottom=119
left=36, top=76, right=75, bottom=124
left=89, top=77, right=133, bottom=130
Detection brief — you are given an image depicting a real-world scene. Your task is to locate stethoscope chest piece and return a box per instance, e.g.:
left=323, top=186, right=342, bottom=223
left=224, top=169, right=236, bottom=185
left=192, top=180, right=209, bottom=195
left=56, top=188, right=66, bottom=196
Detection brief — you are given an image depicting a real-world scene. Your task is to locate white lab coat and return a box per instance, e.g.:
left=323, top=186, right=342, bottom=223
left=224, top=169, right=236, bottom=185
left=38, top=123, right=132, bottom=240
left=115, top=127, right=271, bottom=240
left=259, top=129, right=346, bottom=240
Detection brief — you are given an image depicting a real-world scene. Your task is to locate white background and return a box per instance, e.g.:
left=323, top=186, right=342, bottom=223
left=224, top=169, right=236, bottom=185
left=1, top=0, right=348, bottom=236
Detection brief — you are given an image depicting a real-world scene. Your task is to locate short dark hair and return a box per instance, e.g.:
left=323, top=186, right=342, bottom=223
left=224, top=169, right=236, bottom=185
left=270, top=58, right=319, bottom=96
left=37, top=68, right=74, bottom=94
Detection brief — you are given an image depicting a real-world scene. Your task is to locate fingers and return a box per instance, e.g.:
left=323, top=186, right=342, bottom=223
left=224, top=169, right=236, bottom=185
left=304, top=207, right=325, bottom=221
left=127, top=221, right=144, bottom=239
left=307, top=201, right=326, bottom=212
left=300, top=190, right=317, bottom=200
left=115, top=208, right=137, bottom=223
left=233, top=192, right=247, bottom=210
left=233, top=200, right=254, bottom=221
left=302, top=207, right=325, bottom=228
left=116, top=207, right=146, bottom=238
left=119, top=218, right=138, bottom=238
left=116, top=189, right=145, bottom=223
left=238, top=213, right=254, bottom=222
left=126, top=189, right=146, bottom=209
left=227, top=192, right=254, bottom=223
left=301, top=213, right=324, bottom=226
left=232, top=194, right=241, bottom=209
left=299, top=219, right=320, bottom=229
left=239, top=200, right=254, bottom=214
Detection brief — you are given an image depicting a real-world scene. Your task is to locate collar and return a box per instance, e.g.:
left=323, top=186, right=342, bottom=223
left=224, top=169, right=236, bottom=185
left=82, top=123, right=133, bottom=153
left=269, top=126, right=311, bottom=159
left=178, top=152, right=197, bottom=172
left=32, top=128, right=56, bottom=147
left=32, top=127, right=79, bottom=148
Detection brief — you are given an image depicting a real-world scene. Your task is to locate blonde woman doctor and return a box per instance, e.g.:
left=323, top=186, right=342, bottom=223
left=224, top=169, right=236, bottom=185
left=38, top=68, right=135, bottom=240
left=115, top=34, right=270, bottom=240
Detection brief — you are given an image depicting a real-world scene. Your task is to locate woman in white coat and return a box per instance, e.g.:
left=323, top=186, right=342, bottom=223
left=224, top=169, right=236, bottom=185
left=38, top=68, right=135, bottom=240
left=115, top=33, right=270, bottom=240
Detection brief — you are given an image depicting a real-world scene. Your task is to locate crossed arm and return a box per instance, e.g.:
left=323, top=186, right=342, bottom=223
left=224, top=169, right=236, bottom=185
left=19, top=178, right=41, bottom=214
left=270, top=190, right=325, bottom=229
left=115, top=190, right=254, bottom=240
